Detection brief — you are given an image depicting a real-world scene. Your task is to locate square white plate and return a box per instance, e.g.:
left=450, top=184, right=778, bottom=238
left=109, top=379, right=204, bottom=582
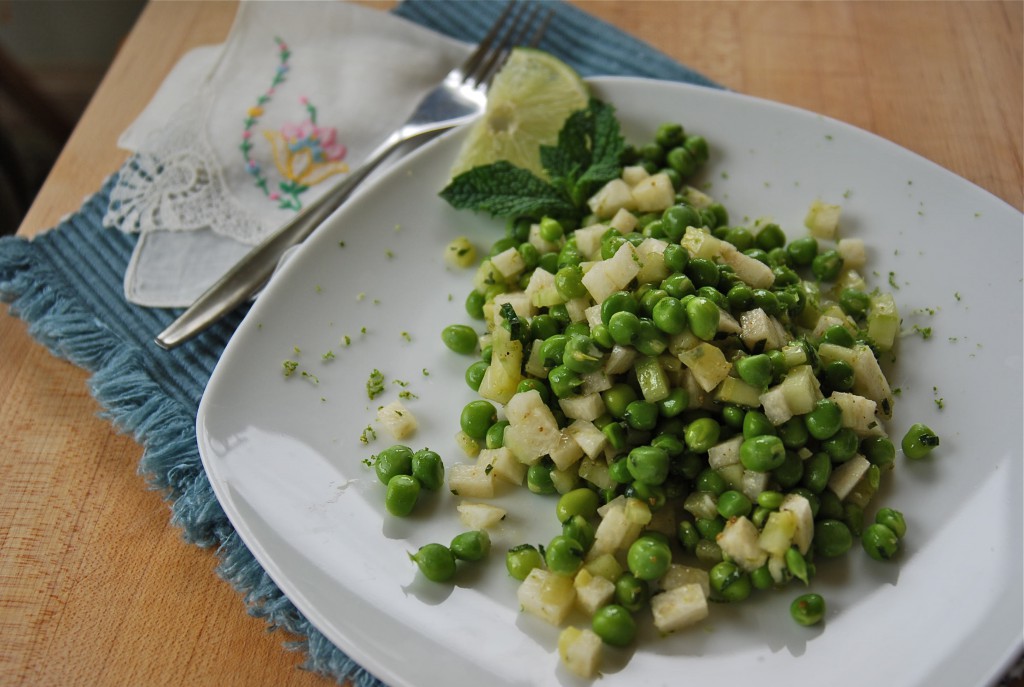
left=197, top=77, right=1023, bottom=687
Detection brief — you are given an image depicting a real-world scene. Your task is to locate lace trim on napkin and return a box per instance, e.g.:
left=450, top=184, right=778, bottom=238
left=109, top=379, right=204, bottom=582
left=104, top=95, right=271, bottom=245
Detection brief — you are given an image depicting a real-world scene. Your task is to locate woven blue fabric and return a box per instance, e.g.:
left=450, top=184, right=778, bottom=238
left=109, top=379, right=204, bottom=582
left=0, top=2, right=718, bottom=685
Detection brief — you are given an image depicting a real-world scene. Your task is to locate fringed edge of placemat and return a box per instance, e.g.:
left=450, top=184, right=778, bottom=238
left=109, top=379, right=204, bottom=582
left=0, top=179, right=388, bottom=687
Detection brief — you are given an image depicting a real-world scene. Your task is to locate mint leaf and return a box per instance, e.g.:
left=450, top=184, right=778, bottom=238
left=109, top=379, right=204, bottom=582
left=440, top=161, right=575, bottom=219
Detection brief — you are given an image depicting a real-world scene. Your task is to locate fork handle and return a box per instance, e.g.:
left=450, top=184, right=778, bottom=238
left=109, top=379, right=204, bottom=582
left=155, top=128, right=434, bottom=350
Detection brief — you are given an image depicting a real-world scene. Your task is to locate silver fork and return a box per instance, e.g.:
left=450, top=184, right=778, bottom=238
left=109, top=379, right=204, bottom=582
left=156, top=2, right=552, bottom=349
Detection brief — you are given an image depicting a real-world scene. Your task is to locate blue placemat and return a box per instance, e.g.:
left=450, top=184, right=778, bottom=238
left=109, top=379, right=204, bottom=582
left=0, top=2, right=719, bottom=685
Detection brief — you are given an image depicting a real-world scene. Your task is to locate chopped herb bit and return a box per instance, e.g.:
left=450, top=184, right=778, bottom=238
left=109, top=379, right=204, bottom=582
left=366, top=369, right=385, bottom=400
left=399, top=390, right=418, bottom=400
left=361, top=326, right=367, bottom=334
left=342, top=335, right=351, bottom=346
left=721, top=171, right=730, bottom=180
left=357, top=292, right=366, bottom=301
left=422, top=368, right=430, bottom=376
left=385, top=249, right=395, bottom=259
left=500, top=302, right=526, bottom=343
left=888, top=271, right=900, bottom=289
left=825, top=134, right=833, bottom=141
left=322, top=350, right=336, bottom=361
left=393, top=379, right=411, bottom=387
left=394, top=224, right=401, bottom=232
left=484, top=464, right=494, bottom=475
left=315, top=284, right=322, bottom=293
left=301, top=370, right=320, bottom=384
left=293, top=346, right=301, bottom=354
left=282, top=360, right=299, bottom=377
left=954, top=292, right=962, bottom=302
left=359, top=425, right=377, bottom=445
left=373, top=298, right=381, bottom=305
left=339, top=241, right=346, bottom=248
left=912, top=325, right=933, bottom=340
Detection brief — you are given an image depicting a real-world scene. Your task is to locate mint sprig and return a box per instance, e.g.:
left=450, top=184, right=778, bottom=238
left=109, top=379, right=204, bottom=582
left=440, top=99, right=624, bottom=222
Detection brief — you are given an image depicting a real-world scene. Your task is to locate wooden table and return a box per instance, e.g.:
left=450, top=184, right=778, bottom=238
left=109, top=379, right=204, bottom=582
left=2, top=2, right=1020, bottom=685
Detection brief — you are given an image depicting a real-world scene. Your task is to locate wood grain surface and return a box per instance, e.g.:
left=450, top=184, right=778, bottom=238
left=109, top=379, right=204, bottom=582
left=2, top=2, right=1020, bottom=686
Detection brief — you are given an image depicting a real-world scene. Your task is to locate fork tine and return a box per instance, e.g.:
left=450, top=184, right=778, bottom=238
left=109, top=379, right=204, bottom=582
left=468, top=2, right=552, bottom=90
left=452, top=1, right=516, bottom=83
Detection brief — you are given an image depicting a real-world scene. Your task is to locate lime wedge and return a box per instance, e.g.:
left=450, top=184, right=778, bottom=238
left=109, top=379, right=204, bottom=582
left=450, top=48, right=589, bottom=179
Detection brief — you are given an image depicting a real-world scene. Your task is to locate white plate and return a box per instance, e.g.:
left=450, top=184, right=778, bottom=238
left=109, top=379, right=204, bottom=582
left=196, top=77, right=1022, bottom=687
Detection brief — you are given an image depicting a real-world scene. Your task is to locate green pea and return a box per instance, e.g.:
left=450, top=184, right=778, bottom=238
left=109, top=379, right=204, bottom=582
left=686, top=258, right=720, bottom=289
left=667, top=146, right=698, bottom=178
left=517, top=242, right=540, bottom=269
left=790, top=593, right=825, bottom=626
left=723, top=226, right=754, bottom=251
left=624, top=400, right=659, bottom=431
left=804, top=399, right=843, bottom=440
left=901, top=423, right=940, bottom=459
left=695, top=468, right=728, bottom=495
left=552, top=264, right=585, bottom=301
left=608, top=310, right=641, bottom=346
left=875, top=507, right=907, bottom=539
left=709, top=560, right=752, bottom=602
left=778, top=416, right=810, bottom=449
left=546, top=535, right=585, bottom=576
left=767, top=247, right=790, bottom=267
left=410, top=543, right=457, bottom=582
left=717, top=490, right=753, bottom=518
left=822, top=427, right=860, bottom=462
left=639, top=287, right=669, bottom=316
left=742, top=409, right=777, bottom=439
left=652, top=296, right=688, bottom=334
left=811, top=249, right=844, bottom=281
left=600, top=290, right=639, bottom=325
left=480, top=344, right=493, bottom=363
left=727, top=283, right=755, bottom=312
left=450, top=530, right=491, bottom=562
left=539, top=334, right=569, bottom=367
left=844, top=503, right=865, bottom=537
left=862, top=436, right=896, bottom=468
left=539, top=216, right=564, bottom=242
left=517, top=378, right=550, bottom=403
left=772, top=265, right=800, bottom=287
left=600, top=383, right=636, bottom=420
left=824, top=360, right=855, bottom=391
left=527, top=463, right=556, bottom=495
left=755, top=223, right=786, bottom=252
left=374, top=444, right=414, bottom=485
left=662, top=272, right=696, bottom=299
left=814, top=519, right=853, bottom=558
left=657, top=387, right=690, bottom=418
left=773, top=450, right=805, bottom=489
left=441, top=324, right=478, bottom=355
left=839, top=288, right=871, bottom=318
left=562, top=334, right=604, bottom=373
left=684, top=417, right=721, bottom=452
left=751, top=564, right=775, bottom=590
left=385, top=474, right=421, bottom=516
left=633, top=320, right=668, bottom=356
left=862, top=523, right=900, bottom=560
left=655, top=122, right=685, bottom=148
left=615, top=573, right=650, bottom=612
left=752, top=288, right=781, bottom=316
left=786, top=236, right=819, bottom=266
left=686, top=135, right=710, bottom=165
left=785, top=546, right=810, bottom=585
left=756, top=490, right=785, bottom=510
left=739, top=434, right=786, bottom=472
left=627, top=445, right=670, bottom=486
left=627, top=536, right=672, bottom=581
left=465, top=290, right=486, bottom=320
left=820, top=324, right=856, bottom=348
left=562, top=514, right=596, bottom=551
left=591, top=604, right=636, bottom=647
left=557, top=241, right=582, bottom=269
left=411, top=449, right=444, bottom=491
left=465, top=360, right=488, bottom=391
left=554, top=489, right=598, bottom=524
left=460, top=400, right=497, bottom=440
left=548, top=364, right=582, bottom=398
left=801, top=451, right=833, bottom=493
left=663, top=243, right=689, bottom=273
left=602, top=422, right=628, bottom=451
left=564, top=321, right=590, bottom=339
left=817, top=490, right=844, bottom=521
left=505, top=543, right=543, bottom=580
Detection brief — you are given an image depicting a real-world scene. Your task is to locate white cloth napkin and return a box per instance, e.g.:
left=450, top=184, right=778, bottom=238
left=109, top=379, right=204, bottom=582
left=104, top=0, right=471, bottom=307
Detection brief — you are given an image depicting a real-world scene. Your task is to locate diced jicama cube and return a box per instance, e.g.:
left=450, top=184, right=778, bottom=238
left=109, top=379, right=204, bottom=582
left=708, top=435, right=743, bottom=469
left=549, top=429, right=584, bottom=471
left=582, top=241, right=640, bottom=303
left=587, top=178, right=636, bottom=218
left=525, top=267, right=562, bottom=308
left=759, top=385, right=793, bottom=425
left=574, top=223, right=608, bottom=260
left=454, top=430, right=480, bottom=458
left=518, top=568, right=576, bottom=625
left=828, top=454, right=871, bottom=501
left=678, top=185, right=714, bottom=209
left=779, top=492, right=814, bottom=554
left=678, top=343, right=732, bottom=392
left=564, top=297, right=591, bottom=323
left=583, top=552, right=623, bottom=582
left=558, top=627, right=602, bottom=679
left=604, top=345, right=637, bottom=375
left=716, top=516, right=768, bottom=571
left=805, top=200, right=841, bottom=239
left=457, top=501, right=506, bottom=529
left=566, top=419, right=607, bottom=458
left=740, top=469, right=771, bottom=500
left=867, top=292, right=900, bottom=352
left=837, top=237, right=866, bottom=270
left=713, top=376, right=762, bottom=407
left=659, top=565, right=710, bottom=597
left=559, top=393, right=606, bottom=422
left=375, top=400, right=417, bottom=440
left=621, top=165, right=650, bottom=186
left=740, top=308, right=788, bottom=351
left=491, top=291, right=535, bottom=323
left=489, top=246, right=526, bottom=279
left=448, top=463, right=496, bottom=498
left=850, top=344, right=895, bottom=418
left=589, top=499, right=643, bottom=558
left=477, top=446, right=526, bottom=485
left=681, top=226, right=724, bottom=260
left=651, top=584, right=708, bottom=633
left=577, top=456, right=613, bottom=490
left=830, top=391, right=883, bottom=436
left=609, top=208, right=638, bottom=234
left=758, top=509, right=797, bottom=557
left=781, top=365, right=823, bottom=415
left=717, top=306, right=742, bottom=335
left=631, top=172, right=675, bottom=213
left=719, top=244, right=775, bottom=289
left=635, top=237, right=670, bottom=284
left=504, top=390, right=560, bottom=463
left=524, top=339, right=548, bottom=379
left=579, top=369, right=613, bottom=395
left=573, top=568, right=616, bottom=615
left=477, top=327, right=522, bottom=404
left=528, top=222, right=560, bottom=254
